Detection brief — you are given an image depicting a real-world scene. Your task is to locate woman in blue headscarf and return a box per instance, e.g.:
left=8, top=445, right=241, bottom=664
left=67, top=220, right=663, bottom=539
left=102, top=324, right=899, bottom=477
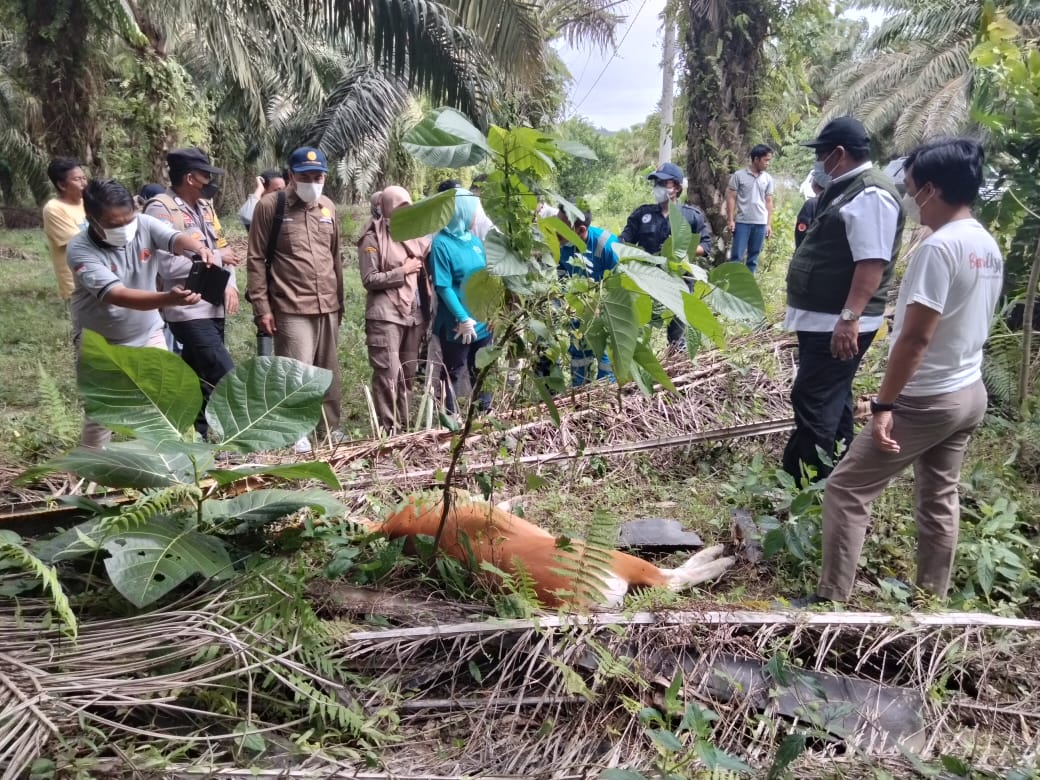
left=430, top=188, right=492, bottom=413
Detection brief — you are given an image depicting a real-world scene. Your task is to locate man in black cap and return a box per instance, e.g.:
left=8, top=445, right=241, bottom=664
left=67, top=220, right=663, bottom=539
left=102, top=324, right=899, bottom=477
left=619, top=162, right=712, bottom=351
left=144, top=147, right=238, bottom=439
left=246, top=146, right=345, bottom=453
left=782, top=116, right=905, bottom=482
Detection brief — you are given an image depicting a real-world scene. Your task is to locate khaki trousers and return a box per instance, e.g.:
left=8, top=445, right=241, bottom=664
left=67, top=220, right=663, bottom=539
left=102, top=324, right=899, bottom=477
left=79, top=328, right=168, bottom=450
left=365, top=318, right=421, bottom=434
left=274, top=312, right=342, bottom=433
left=818, top=380, right=987, bottom=601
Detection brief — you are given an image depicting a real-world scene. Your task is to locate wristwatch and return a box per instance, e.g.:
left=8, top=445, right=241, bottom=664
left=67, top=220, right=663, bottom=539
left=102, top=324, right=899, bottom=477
left=870, top=397, right=895, bottom=414
left=839, top=308, right=860, bottom=322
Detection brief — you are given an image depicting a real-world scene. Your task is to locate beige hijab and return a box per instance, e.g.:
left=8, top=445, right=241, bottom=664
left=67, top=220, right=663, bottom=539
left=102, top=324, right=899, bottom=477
left=361, top=186, right=430, bottom=318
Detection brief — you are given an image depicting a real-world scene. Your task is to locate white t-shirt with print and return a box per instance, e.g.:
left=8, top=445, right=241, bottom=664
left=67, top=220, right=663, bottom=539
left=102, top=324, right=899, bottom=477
left=892, top=217, right=1003, bottom=397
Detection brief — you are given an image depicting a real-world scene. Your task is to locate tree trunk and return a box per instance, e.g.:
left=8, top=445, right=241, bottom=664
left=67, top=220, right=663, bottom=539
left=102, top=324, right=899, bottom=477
left=681, top=0, right=773, bottom=261
left=20, top=0, right=102, bottom=168
left=1018, top=233, right=1040, bottom=415
left=659, top=17, right=676, bottom=164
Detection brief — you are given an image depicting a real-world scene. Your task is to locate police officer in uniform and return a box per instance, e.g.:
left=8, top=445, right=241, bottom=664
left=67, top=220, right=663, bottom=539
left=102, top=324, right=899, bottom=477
left=144, top=147, right=238, bottom=439
left=619, top=162, right=712, bottom=351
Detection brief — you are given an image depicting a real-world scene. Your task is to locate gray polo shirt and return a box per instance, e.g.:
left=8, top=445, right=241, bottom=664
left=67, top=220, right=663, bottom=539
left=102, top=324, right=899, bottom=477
left=727, top=168, right=775, bottom=224
left=68, top=214, right=180, bottom=346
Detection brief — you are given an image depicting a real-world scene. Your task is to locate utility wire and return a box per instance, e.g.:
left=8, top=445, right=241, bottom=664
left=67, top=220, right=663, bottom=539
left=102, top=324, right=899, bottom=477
left=571, top=0, right=652, bottom=112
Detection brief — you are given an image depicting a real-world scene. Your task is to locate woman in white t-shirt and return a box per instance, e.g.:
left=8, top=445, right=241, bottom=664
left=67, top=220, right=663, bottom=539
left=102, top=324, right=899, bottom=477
left=792, top=138, right=1004, bottom=607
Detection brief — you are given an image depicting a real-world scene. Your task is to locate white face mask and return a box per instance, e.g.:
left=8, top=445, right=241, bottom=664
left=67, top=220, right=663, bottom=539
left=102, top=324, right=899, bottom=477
left=101, top=217, right=138, bottom=248
left=295, top=181, right=324, bottom=203
left=901, top=188, right=932, bottom=224
left=652, top=184, right=671, bottom=204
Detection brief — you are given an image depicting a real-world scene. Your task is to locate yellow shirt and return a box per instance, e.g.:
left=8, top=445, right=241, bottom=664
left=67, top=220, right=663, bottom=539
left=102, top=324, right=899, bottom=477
left=41, top=198, right=87, bottom=300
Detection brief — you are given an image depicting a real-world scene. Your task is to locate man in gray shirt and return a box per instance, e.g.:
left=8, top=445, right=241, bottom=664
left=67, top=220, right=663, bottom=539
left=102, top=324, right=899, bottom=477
left=726, top=144, right=775, bottom=272
left=68, top=179, right=215, bottom=448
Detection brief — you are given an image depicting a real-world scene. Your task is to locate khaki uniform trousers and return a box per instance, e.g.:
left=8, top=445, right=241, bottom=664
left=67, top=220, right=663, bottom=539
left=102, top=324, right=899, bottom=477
left=365, top=318, right=422, bottom=433
left=274, top=312, right=342, bottom=433
left=818, top=380, right=987, bottom=601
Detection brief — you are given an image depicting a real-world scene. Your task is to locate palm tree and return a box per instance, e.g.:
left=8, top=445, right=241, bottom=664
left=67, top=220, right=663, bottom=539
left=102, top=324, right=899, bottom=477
left=6, top=0, right=623, bottom=199
left=682, top=0, right=776, bottom=248
left=823, top=0, right=1040, bottom=153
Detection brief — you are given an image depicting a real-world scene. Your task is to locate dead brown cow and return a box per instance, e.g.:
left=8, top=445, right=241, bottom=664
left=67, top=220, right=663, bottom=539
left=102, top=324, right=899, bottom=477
left=363, top=495, right=735, bottom=609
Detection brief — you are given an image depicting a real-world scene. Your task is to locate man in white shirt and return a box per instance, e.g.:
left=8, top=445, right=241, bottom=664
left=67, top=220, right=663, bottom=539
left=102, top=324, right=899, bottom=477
left=725, top=144, right=775, bottom=272
left=795, top=138, right=1002, bottom=605
left=783, top=117, right=905, bottom=481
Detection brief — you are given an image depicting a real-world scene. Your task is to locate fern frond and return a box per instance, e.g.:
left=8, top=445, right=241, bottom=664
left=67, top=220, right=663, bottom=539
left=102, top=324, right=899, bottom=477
left=0, top=535, right=77, bottom=638
left=36, top=363, right=79, bottom=446
left=983, top=331, right=1022, bottom=409
left=550, top=510, right=622, bottom=607
left=97, top=484, right=203, bottom=539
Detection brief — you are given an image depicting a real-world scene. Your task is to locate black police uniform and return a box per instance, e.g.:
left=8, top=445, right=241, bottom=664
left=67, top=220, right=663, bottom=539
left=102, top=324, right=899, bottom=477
left=619, top=202, right=714, bottom=347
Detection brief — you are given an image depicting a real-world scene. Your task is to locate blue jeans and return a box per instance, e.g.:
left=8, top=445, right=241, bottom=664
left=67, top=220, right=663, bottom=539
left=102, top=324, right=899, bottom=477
left=730, top=222, right=767, bottom=273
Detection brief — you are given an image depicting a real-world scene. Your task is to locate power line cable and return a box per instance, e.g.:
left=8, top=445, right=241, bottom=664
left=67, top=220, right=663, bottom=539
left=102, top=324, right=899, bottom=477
left=571, top=0, right=652, bottom=112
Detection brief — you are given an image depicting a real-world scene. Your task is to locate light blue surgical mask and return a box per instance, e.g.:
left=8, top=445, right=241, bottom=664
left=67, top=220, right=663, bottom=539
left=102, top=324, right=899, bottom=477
left=811, top=149, right=839, bottom=188
left=652, top=184, right=671, bottom=204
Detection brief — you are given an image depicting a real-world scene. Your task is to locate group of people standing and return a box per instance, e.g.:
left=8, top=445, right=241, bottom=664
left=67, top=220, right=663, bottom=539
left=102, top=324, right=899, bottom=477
left=39, top=115, right=1005, bottom=608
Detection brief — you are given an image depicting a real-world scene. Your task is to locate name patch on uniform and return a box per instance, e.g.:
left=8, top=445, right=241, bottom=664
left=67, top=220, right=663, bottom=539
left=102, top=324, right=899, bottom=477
left=319, top=217, right=334, bottom=224
left=364, top=247, right=377, bottom=253
left=641, top=213, right=652, bottom=224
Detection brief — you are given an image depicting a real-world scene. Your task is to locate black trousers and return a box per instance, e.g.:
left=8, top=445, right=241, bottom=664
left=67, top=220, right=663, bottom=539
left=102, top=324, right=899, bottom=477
left=782, top=329, right=876, bottom=482
left=439, top=334, right=492, bottom=414
left=168, top=318, right=235, bottom=437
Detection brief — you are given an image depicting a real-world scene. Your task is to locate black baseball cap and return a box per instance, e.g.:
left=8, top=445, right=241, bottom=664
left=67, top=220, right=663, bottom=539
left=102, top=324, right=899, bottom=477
left=802, top=116, right=870, bottom=150
left=167, top=147, right=224, bottom=176
left=647, top=162, right=684, bottom=183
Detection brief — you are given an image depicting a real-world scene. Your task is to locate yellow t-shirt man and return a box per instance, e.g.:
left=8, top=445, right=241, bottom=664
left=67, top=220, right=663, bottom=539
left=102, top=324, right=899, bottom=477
left=42, top=198, right=87, bottom=300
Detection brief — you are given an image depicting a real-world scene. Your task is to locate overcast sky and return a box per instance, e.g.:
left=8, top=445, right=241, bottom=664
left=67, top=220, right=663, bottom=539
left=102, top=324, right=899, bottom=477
left=556, top=2, right=884, bottom=132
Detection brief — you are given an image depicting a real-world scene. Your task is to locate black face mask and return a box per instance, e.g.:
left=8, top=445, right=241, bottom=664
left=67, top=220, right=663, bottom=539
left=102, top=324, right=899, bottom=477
left=200, top=182, right=219, bottom=200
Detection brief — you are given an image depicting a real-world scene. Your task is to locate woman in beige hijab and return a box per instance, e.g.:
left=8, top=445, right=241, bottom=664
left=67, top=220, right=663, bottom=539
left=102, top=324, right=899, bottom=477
left=358, top=186, right=430, bottom=434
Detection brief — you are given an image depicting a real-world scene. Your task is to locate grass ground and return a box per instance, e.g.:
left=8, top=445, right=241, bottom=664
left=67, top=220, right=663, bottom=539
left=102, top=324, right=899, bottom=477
left=1, top=188, right=1037, bottom=615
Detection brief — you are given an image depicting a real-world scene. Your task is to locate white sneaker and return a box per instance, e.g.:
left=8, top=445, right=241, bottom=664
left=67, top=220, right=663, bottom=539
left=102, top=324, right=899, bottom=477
left=293, top=436, right=312, bottom=454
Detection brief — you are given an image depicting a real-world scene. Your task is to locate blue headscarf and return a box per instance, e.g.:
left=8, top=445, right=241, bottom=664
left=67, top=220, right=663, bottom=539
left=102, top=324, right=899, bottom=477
left=443, top=188, right=478, bottom=239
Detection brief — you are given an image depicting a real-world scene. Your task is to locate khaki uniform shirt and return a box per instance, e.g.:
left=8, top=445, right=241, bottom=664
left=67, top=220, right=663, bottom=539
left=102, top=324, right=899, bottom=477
left=246, top=191, right=342, bottom=318
left=144, top=190, right=235, bottom=323
left=357, top=232, right=422, bottom=326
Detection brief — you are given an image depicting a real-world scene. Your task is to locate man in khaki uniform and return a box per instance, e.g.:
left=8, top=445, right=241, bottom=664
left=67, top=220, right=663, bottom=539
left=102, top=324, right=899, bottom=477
left=246, top=147, right=344, bottom=451
left=145, top=147, right=239, bottom=439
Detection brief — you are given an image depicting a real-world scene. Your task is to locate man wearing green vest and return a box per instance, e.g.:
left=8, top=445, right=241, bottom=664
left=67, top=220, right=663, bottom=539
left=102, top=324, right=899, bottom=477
left=783, top=117, right=905, bottom=481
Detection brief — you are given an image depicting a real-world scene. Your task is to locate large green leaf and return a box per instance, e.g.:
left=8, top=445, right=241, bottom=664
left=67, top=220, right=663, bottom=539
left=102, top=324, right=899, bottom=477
left=464, top=270, right=506, bottom=323
left=203, top=489, right=346, bottom=534
left=483, top=232, right=530, bottom=276
left=103, top=517, right=232, bottom=608
left=633, top=342, right=677, bottom=392
left=34, top=519, right=106, bottom=564
left=707, top=262, right=766, bottom=322
left=390, top=188, right=456, bottom=242
left=206, top=357, right=332, bottom=453
left=668, top=205, right=693, bottom=263
left=538, top=216, right=586, bottom=255
left=206, top=461, right=341, bottom=489
left=684, top=290, right=725, bottom=347
left=555, top=139, right=598, bottom=160
left=619, top=262, right=691, bottom=322
left=43, top=441, right=213, bottom=489
left=402, top=107, right=489, bottom=168
left=77, top=329, right=202, bottom=442
left=599, top=281, right=640, bottom=384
